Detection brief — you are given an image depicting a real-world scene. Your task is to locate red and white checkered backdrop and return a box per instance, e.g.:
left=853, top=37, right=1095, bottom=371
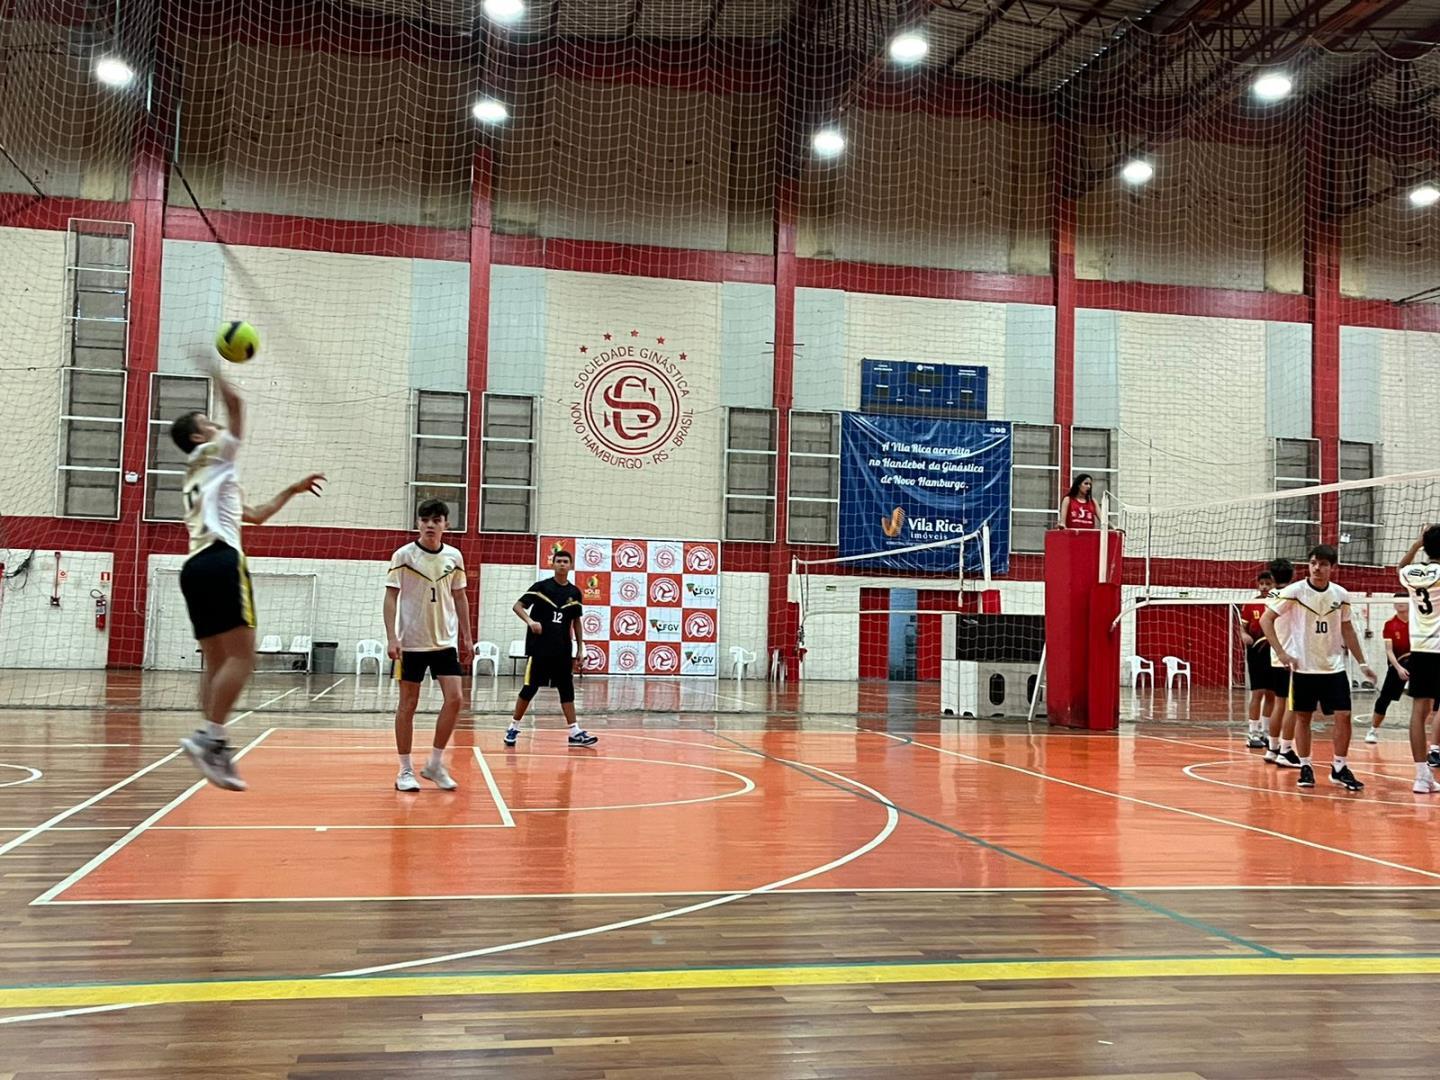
left=537, top=536, right=720, bottom=677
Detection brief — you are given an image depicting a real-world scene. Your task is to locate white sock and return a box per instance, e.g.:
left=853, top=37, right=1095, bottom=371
left=507, top=720, right=521, bottom=732
left=1281, top=740, right=1294, bottom=754
left=1248, top=720, right=1261, bottom=733
left=1430, top=744, right=1439, bottom=753
left=398, top=754, right=412, bottom=771
left=427, top=748, right=443, bottom=770
left=207, top=721, right=226, bottom=741
left=1268, top=736, right=1280, bottom=751
left=569, top=722, right=581, bottom=736
left=1418, top=762, right=1431, bottom=781
left=1300, top=756, right=1312, bottom=766
left=1333, top=756, right=1346, bottom=771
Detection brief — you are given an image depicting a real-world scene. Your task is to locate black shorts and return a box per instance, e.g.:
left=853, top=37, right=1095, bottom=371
left=523, top=655, right=576, bottom=704
left=1290, top=671, right=1351, bottom=715
left=1268, top=665, right=1291, bottom=698
left=1246, top=643, right=1273, bottom=691
left=180, top=542, right=255, bottom=641
left=397, top=648, right=462, bottom=683
left=1407, top=651, right=1440, bottom=701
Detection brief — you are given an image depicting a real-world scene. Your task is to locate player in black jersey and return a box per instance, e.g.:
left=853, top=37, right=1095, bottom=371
left=505, top=550, right=597, bottom=747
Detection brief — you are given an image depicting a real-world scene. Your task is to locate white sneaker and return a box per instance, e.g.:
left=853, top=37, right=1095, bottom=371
left=1365, top=728, right=1380, bottom=744
left=1414, top=777, right=1440, bottom=794
left=1263, top=748, right=1277, bottom=763
left=395, top=767, right=420, bottom=793
left=421, top=762, right=457, bottom=791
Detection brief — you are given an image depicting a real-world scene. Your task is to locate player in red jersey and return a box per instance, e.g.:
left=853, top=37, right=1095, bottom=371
left=1059, top=474, right=1098, bottom=529
left=1365, top=593, right=1413, bottom=745
left=1237, top=567, right=1276, bottom=749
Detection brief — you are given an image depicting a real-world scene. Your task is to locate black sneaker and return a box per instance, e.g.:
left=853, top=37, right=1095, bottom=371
left=1428, top=749, right=1440, bottom=769
left=1275, top=748, right=1303, bottom=769
left=568, top=730, right=598, bottom=747
left=1297, top=764, right=1316, bottom=788
left=1246, top=733, right=1268, bottom=749
left=1330, top=765, right=1363, bottom=792
left=503, top=726, right=519, bottom=747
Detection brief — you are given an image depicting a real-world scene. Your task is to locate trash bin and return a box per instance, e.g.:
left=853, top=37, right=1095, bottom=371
left=312, top=641, right=339, bottom=674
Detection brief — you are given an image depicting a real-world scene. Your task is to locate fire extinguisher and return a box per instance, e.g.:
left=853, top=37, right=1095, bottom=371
left=91, top=589, right=108, bottom=632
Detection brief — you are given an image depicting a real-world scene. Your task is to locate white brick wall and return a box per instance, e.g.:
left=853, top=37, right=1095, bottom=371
left=0, top=549, right=113, bottom=669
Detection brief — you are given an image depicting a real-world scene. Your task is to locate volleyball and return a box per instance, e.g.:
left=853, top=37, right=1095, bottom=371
left=215, top=320, right=260, bottom=363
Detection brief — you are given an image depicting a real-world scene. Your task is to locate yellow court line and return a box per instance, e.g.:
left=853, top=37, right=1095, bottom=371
left=4, top=955, right=1440, bottom=1012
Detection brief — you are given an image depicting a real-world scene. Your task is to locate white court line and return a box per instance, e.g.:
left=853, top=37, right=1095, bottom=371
left=1135, top=732, right=1427, bottom=783
left=1182, top=760, right=1440, bottom=808
left=471, top=746, right=515, bottom=827
left=0, top=685, right=300, bottom=861
left=325, top=754, right=900, bottom=977
left=310, top=679, right=344, bottom=701
left=0, top=764, right=42, bottom=788
left=31, top=728, right=278, bottom=906
left=500, top=752, right=756, bottom=813
left=40, top=883, right=1440, bottom=906
left=889, top=734, right=1440, bottom=883
left=0, top=1002, right=152, bottom=1026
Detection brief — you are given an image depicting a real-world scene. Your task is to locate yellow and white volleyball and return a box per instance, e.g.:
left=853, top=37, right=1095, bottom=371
left=215, top=320, right=261, bottom=364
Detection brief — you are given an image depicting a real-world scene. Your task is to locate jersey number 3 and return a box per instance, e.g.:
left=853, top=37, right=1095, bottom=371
left=1418, top=588, right=1435, bottom=617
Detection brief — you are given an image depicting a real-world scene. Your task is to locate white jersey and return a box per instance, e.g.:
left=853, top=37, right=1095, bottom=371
left=182, top=431, right=244, bottom=557
left=386, top=542, right=466, bottom=651
left=1271, top=579, right=1352, bottom=674
left=1398, top=562, right=1440, bottom=654
left=1265, top=587, right=1287, bottom=667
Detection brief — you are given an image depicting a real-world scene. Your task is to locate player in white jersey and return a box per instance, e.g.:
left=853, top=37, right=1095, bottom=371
left=384, top=499, right=472, bottom=792
left=1397, top=524, right=1440, bottom=793
left=170, top=358, right=324, bottom=790
left=1261, top=544, right=1374, bottom=792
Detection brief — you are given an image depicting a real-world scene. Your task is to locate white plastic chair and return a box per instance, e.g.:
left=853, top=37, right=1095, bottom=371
left=354, top=639, right=385, bottom=682
left=472, top=641, right=500, bottom=688
left=730, top=646, right=756, bottom=682
left=258, top=635, right=283, bottom=653
left=1163, top=655, right=1192, bottom=693
left=289, top=635, right=312, bottom=670
left=1126, top=655, right=1155, bottom=693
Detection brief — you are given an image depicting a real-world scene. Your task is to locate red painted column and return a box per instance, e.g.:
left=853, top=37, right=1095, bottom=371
left=109, top=54, right=176, bottom=667
left=768, top=177, right=799, bottom=677
left=1305, top=112, right=1341, bottom=538
left=462, top=144, right=493, bottom=643
left=1052, top=119, right=1078, bottom=497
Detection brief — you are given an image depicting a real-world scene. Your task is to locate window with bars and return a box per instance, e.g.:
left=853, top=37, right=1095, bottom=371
left=411, top=390, right=469, bottom=529
left=1012, top=424, right=1060, bottom=553
left=56, top=368, right=125, bottom=519
left=787, top=411, right=840, bottom=545
left=1339, top=441, right=1380, bottom=566
left=725, top=407, right=776, bottom=542
left=145, top=374, right=211, bottom=521
left=1274, top=437, right=1321, bottom=560
left=480, top=393, right=535, bottom=533
left=1071, top=427, right=1118, bottom=513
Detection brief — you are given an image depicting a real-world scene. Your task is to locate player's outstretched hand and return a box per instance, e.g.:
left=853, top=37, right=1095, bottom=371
left=291, top=473, right=326, bottom=497
left=386, top=641, right=402, bottom=661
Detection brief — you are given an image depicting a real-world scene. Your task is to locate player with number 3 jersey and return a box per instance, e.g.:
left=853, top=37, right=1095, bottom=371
left=1398, top=525, right=1440, bottom=793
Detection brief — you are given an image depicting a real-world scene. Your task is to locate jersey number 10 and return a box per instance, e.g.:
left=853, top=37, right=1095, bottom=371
left=1315, top=620, right=1328, bottom=634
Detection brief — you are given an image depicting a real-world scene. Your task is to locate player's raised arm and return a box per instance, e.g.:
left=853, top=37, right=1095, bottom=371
left=1400, top=524, right=1433, bottom=569
left=198, top=353, right=246, bottom=442
left=244, top=474, right=326, bottom=525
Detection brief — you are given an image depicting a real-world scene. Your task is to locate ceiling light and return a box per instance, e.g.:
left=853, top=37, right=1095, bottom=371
left=812, top=128, right=846, bottom=159
left=1410, top=184, right=1440, bottom=208
left=472, top=97, right=510, bottom=124
left=1120, top=159, right=1153, bottom=185
left=482, top=0, right=525, bottom=24
left=888, top=31, right=929, bottom=64
left=1252, top=72, right=1294, bottom=102
left=93, top=57, right=135, bottom=88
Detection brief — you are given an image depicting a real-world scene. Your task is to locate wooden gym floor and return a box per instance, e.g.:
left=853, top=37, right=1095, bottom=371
left=2, top=672, right=1440, bottom=1078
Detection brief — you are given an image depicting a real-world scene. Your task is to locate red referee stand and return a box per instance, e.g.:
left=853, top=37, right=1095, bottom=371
left=1044, top=527, right=1124, bottom=731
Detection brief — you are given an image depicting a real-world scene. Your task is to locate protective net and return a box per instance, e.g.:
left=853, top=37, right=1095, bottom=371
left=1, top=1, right=1439, bottom=713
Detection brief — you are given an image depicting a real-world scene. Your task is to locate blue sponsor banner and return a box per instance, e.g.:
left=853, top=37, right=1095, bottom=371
left=840, top=414, right=1011, bottom=573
